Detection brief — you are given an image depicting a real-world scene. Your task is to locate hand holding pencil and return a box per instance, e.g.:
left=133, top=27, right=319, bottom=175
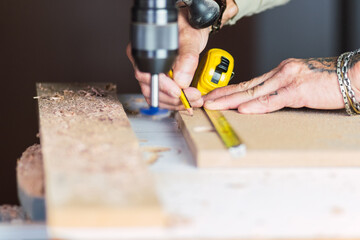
left=168, top=70, right=194, bottom=116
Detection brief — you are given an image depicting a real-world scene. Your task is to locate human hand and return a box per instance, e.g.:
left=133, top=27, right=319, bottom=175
left=203, top=57, right=360, bottom=114
left=126, top=8, right=208, bottom=110
left=127, top=0, right=238, bottom=110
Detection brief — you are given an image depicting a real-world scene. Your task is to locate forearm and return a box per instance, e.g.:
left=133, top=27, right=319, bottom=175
left=226, top=0, right=290, bottom=25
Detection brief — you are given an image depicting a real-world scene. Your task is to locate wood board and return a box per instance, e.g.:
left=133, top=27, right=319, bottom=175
left=176, top=108, right=360, bottom=168
left=36, top=83, right=163, bottom=228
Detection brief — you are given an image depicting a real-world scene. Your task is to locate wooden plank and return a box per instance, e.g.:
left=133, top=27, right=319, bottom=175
left=176, top=108, right=360, bottom=168
left=36, top=83, right=163, bottom=228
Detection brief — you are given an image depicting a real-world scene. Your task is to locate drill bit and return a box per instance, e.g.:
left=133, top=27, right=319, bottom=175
left=150, top=74, right=159, bottom=108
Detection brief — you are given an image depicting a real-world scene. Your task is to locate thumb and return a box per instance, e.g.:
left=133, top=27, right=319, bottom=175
left=172, top=9, right=210, bottom=88
left=172, top=51, right=199, bottom=89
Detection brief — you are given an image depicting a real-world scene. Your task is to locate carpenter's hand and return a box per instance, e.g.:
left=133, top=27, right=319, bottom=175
left=204, top=57, right=360, bottom=114
left=126, top=9, right=207, bottom=110
left=127, top=0, right=238, bottom=110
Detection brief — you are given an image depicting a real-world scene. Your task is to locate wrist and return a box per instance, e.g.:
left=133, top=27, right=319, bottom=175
left=222, top=0, right=239, bottom=25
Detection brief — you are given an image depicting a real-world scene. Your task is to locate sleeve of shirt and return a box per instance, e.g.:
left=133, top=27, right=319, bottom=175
left=226, top=0, right=290, bottom=25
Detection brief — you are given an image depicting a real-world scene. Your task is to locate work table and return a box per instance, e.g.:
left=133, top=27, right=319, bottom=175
left=2, top=94, right=360, bottom=239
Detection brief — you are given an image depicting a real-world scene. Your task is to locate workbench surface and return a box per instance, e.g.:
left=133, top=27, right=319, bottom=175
left=2, top=94, right=360, bottom=239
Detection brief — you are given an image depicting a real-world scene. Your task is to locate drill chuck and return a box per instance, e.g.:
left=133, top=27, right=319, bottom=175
left=131, top=0, right=179, bottom=74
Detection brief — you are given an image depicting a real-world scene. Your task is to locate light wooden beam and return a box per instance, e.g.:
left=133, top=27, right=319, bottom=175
left=36, top=83, right=163, bottom=229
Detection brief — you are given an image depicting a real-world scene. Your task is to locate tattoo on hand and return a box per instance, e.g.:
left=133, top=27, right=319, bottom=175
left=269, top=91, right=278, bottom=96
left=303, top=57, right=337, bottom=74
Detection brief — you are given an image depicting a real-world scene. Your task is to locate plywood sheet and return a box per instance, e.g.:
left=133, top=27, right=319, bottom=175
left=176, top=108, right=360, bottom=167
left=36, top=83, right=163, bottom=228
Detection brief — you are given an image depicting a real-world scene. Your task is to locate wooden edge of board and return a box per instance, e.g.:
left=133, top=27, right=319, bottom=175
left=36, top=83, right=165, bottom=229
left=176, top=109, right=360, bottom=168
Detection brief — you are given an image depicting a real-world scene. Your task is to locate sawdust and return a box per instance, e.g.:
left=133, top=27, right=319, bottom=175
left=16, top=144, right=45, bottom=197
left=141, top=146, right=171, bottom=165
left=36, top=83, right=160, bottom=211
left=166, top=214, right=192, bottom=227
left=134, top=97, right=145, bottom=103
left=36, top=83, right=129, bottom=128
left=0, top=205, right=28, bottom=223
left=78, top=86, right=106, bottom=97
left=331, top=206, right=344, bottom=215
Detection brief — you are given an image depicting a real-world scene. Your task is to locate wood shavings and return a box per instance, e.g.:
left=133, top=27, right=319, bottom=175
left=78, top=86, right=107, bottom=97
left=166, top=214, right=191, bottom=227
left=33, top=93, right=64, bottom=101
left=63, top=89, right=74, bottom=95
left=105, top=83, right=117, bottom=92
left=36, top=83, right=162, bottom=227
left=141, top=146, right=171, bottom=165
left=331, top=206, right=344, bottom=215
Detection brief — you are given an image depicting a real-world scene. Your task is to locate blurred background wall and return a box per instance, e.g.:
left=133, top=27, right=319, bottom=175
left=255, top=0, right=359, bottom=75
left=0, top=0, right=359, bottom=204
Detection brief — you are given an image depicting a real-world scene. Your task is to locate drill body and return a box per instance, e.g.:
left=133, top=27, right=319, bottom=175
left=131, top=0, right=178, bottom=108
left=130, top=0, right=221, bottom=110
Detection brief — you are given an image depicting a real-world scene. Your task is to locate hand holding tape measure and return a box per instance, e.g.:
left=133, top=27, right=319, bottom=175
left=170, top=48, right=246, bottom=156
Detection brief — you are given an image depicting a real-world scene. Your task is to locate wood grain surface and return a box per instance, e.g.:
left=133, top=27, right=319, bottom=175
left=176, top=108, right=360, bottom=168
left=36, top=83, right=163, bottom=228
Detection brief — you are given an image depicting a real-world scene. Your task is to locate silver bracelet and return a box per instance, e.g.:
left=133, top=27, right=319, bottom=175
left=337, top=52, right=356, bottom=115
left=343, top=48, right=360, bottom=113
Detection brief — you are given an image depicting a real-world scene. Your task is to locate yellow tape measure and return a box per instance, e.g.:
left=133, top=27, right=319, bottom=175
left=193, top=48, right=246, bottom=156
left=192, top=48, right=234, bottom=95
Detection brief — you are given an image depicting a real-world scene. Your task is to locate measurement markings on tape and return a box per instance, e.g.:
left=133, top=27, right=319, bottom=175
left=204, top=108, right=246, bottom=157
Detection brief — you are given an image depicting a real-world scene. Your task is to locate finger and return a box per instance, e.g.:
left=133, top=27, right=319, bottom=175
left=140, top=83, right=182, bottom=106
left=183, top=87, right=202, bottom=102
left=173, top=52, right=200, bottom=89
left=204, top=65, right=282, bottom=101
left=143, top=96, right=203, bottom=110
left=237, top=87, right=294, bottom=114
left=159, top=73, right=182, bottom=98
left=128, top=43, right=182, bottom=98
left=172, top=10, right=209, bottom=88
left=204, top=69, right=294, bottom=110
left=144, top=98, right=184, bottom=110
left=137, top=73, right=182, bottom=98
left=190, top=96, right=204, bottom=108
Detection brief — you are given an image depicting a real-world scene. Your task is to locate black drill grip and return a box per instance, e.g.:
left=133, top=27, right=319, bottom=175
left=180, top=0, right=220, bottom=29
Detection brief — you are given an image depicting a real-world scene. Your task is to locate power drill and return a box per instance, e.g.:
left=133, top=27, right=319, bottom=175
left=131, top=0, right=178, bottom=112
left=131, top=0, right=221, bottom=112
